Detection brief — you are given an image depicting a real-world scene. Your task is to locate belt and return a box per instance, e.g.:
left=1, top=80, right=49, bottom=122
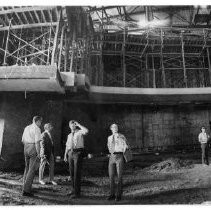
left=72, top=148, right=84, bottom=152
left=112, top=152, right=123, bottom=155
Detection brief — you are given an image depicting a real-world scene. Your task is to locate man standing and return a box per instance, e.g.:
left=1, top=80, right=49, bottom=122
left=198, top=126, right=210, bottom=165
left=64, top=120, right=88, bottom=198
left=107, top=123, right=128, bottom=202
left=22, top=116, right=42, bottom=196
left=39, top=123, right=57, bottom=185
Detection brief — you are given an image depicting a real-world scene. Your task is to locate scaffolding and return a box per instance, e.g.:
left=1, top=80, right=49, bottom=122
left=0, top=6, right=93, bottom=74
left=88, top=27, right=211, bottom=88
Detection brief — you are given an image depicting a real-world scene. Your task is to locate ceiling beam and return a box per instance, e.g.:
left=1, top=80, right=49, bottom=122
left=0, top=22, right=58, bottom=31
left=0, top=6, right=56, bottom=15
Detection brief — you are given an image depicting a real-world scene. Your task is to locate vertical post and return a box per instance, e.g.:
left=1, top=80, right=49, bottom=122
left=152, top=54, right=156, bottom=88
left=181, top=32, right=187, bottom=87
left=58, top=25, right=65, bottom=71
left=47, top=24, right=52, bottom=65
left=70, top=29, right=76, bottom=72
left=51, top=9, right=61, bottom=65
left=64, top=31, right=68, bottom=72
left=3, top=19, right=12, bottom=65
left=160, top=29, right=166, bottom=87
left=122, top=27, right=126, bottom=87
left=99, top=29, right=104, bottom=86
left=145, top=54, right=149, bottom=87
left=207, top=47, right=211, bottom=85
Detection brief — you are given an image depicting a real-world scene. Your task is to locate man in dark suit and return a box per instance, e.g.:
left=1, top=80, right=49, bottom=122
left=39, top=123, right=57, bottom=185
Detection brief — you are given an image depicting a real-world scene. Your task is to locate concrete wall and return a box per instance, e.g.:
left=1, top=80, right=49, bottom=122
left=0, top=94, right=211, bottom=170
left=0, top=93, right=63, bottom=170
left=63, top=103, right=211, bottom=153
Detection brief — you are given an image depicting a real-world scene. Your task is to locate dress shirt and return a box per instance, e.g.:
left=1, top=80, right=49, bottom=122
left=22, top=123, right=41, bottom=144
left=107, top=133, right=128, bottom=153
left=66, top=129, right=86, bottom=150
left=198, top=132, right=210, bottom=144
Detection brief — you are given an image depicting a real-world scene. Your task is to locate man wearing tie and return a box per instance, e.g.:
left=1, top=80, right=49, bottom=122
left=39, top=123, right=57, bottom=185
left=107, top=123, right=128, bottom=202
left=64, top=120, right=88, bottom=198
left=22, top=116, right=42, bottom=197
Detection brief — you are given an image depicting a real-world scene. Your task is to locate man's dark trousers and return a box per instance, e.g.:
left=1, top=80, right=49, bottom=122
left=68, top=149, right=83, bottom=196
left=108, top=153, right=124, bottom=198
left=201, top=143, right=209, bottom=165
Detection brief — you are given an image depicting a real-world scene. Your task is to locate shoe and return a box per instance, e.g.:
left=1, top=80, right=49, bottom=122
left=107, top=195, right=115, bottom=200
left=49, top=181, right=57, bottom=185
left=22, top=191, right=34, bottom=197
left=115, top=196, right=121, bottom=201
left=39, top=180, right=46, bottom=185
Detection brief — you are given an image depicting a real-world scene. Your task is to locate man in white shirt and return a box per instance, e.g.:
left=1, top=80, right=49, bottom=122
left=22, top=116, right=42, bottom=197
left=64, top=120, right=88, bottom=198
left=198, top=126, right=210, bottom=165
left=107, top=123, right=128, bottom=202
left=39, top=123, right=57, bottom=185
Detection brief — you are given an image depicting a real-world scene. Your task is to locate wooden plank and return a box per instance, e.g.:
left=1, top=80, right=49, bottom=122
left=41, top=10, right=47, bottom=22
left=33, top=10, right=41, bottom=23
left=0, top=22, right=58, bottom=31
left=27, top=11, right=35, bottom=23
left=22, top=12, right=29, bottom=24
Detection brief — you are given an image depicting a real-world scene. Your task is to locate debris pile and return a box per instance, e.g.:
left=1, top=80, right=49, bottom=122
left=145, top=158, right=194, bottom=172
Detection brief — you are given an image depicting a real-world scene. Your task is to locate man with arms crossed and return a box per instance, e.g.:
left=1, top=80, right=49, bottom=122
left=22, top=116, right=42, bottom=196
left=107, top=123, right=128, bottom=202
left=64, top=120, right=88, bottom=198
left=39, top=123, right=57, bottom=185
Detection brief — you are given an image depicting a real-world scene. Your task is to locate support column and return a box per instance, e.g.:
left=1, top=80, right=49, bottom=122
left=146, top=54, right=149, bottom=87
left=152, top=54, right=156, bottom=88
left=160, top=29, right=166, bottom=87
left=207, top=47, right=211, bottom=85
left=122, top=27, right=127, bottom=87
left=99, top=30, right=104, bottom=85
left=58, top=25, right=65, bottom=71
left=3, top=19, right=12, bottom=65
left=181, top=32, right=187, bottom=87
left=51, top=9, right=62, bottom=65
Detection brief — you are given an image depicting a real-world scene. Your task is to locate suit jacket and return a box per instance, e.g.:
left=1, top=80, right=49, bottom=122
left=40, top=131, right=54, bottom=160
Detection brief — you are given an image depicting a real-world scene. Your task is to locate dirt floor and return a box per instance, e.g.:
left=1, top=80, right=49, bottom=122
left=1, top=152, right=211, bottom=205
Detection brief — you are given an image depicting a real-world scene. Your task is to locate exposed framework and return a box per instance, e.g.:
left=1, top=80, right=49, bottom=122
left=88, top=27, right=211, bottom=88
left=0, top=6, right=93, bottom=74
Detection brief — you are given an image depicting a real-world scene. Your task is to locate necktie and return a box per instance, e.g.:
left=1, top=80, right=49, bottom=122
left=111, top=135, right=115, bottom=154
left=71, top=132, right=75, bottom=149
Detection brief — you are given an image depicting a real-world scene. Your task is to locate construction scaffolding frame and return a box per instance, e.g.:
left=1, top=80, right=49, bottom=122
left=88, top=27, right=211, bottom=88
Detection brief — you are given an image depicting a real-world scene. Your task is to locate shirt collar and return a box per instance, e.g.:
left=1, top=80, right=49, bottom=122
left=32, top=122, right=39, bottom=129
left=45, top=130, right=51, bottom=136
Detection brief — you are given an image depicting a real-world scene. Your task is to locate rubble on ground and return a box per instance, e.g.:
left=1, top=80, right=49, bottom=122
left=145, top=158, right=194, bottom=172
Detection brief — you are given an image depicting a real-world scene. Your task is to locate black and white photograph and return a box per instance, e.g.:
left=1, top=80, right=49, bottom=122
left=1, top=2, right=211, bottom=205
